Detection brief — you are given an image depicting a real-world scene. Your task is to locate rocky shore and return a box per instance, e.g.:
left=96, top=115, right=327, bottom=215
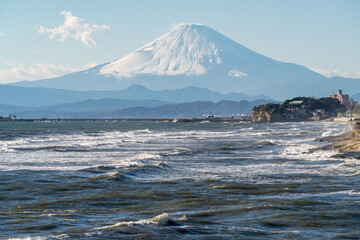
left=316, top=120, right=360, bottom=159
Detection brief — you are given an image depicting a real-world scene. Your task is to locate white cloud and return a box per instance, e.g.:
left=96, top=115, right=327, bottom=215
left=310, top=67, right=360, bottom=79
left=0, top=31, right=4, bottom=37
left=38, top=11, right=110, bottom=47
left=0, top=62, right=97, bottom=83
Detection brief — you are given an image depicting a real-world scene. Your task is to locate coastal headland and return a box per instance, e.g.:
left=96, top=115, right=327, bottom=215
left=252, top=96, right=346, bottom=123
left=252, top=90, right=358, bottom=123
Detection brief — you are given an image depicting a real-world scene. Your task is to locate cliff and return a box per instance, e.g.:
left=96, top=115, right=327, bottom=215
left=251, top=104, right=285, bottom=123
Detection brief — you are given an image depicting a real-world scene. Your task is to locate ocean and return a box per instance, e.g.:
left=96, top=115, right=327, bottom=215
left=1, top=121, right=359, bottom=239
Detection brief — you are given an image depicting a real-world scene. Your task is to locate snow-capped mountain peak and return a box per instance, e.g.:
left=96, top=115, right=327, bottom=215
left=12, top=23, right=348, bottom=100
left=99, top=24, right=229, bottom=78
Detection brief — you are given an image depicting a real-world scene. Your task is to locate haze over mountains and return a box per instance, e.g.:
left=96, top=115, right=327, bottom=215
left=0, top=84, right=271, bottom=107
left=0, top=84, right=274, bottom=118
left=10, top=24, right=360, bottom=100
left=0, top=99, right=273, bottom=119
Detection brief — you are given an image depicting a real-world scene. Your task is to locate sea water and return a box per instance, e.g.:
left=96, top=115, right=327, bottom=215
left=1, top=121, right=359, bottom=239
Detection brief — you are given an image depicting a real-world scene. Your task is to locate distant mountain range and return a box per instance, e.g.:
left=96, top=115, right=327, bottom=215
left=0, top=84, right=272, bottom=107
left=110, top=100, right=270, bottom=119
left=9, top=24, right=360, bottom=100
left=0, top=99, right=274, bottom=119
left=2, top=23, right=359, bottom=119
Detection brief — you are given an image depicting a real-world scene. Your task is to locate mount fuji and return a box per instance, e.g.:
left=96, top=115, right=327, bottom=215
left=11, top=24, right=360, bottom=99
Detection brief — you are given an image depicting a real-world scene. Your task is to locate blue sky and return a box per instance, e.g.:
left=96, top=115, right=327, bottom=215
left=0, top=0, right=359, bottom=83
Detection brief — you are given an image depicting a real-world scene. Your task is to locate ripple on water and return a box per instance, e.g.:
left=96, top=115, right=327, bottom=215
left=0, top=121, right=358, bottom=239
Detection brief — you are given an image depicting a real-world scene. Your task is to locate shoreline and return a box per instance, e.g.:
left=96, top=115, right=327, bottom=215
left=0, top=116, right=252, bottom=123
left=315, top=120, right=360, bottom=159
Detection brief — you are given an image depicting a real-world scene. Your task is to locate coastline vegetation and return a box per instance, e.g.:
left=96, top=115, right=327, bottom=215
left=252, top=97, right=346, bottom=122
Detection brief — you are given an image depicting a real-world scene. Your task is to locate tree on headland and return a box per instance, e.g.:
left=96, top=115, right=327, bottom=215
left=252, top=96, right=347, bottom=122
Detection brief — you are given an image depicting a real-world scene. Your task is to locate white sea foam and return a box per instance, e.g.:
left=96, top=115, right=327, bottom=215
left=8, top=237, right=47, bottom=240
left=270, top=189, right=360, bottom=200
left=130, top=153, right=162, bottom=160
left=0, top=121, right=352, bottom=178
left=97, top=213, right=171, bottom=229
left=7, top=235, right=69, bottom=240
left=0, top=142, right=15, bottom=153
left=167, top=148, right=192, bottom=156
left=105, top=153, right=163, bottom=169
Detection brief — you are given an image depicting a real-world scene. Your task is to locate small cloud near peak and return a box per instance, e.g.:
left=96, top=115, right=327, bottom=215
left=38, top=11, right=110, bottom=47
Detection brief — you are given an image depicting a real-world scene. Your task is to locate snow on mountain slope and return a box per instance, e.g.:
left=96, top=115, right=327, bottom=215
left=99, top=23, right=272, bottom=78
left=100, top=24, right=220, bottom=77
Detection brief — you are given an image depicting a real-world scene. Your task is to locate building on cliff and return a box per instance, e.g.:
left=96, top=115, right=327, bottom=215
left=329, top=90, right=358, bottom=110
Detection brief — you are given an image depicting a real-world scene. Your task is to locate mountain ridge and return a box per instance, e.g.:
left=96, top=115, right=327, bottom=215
left=0, top=99, right=274, bottom=119
left=9, top=24, right=360, bottom=99
left=0, top=84, right=272, bottom=107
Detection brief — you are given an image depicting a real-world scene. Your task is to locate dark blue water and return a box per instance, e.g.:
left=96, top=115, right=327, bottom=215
left=1, top=121, right=359, bottom=239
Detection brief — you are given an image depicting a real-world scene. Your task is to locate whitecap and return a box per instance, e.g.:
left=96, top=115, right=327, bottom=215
left=96, top=213, right=171, bottom=230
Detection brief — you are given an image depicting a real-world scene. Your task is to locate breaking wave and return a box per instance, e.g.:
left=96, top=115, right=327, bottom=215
left=97, top=213, right=185, bottom=229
